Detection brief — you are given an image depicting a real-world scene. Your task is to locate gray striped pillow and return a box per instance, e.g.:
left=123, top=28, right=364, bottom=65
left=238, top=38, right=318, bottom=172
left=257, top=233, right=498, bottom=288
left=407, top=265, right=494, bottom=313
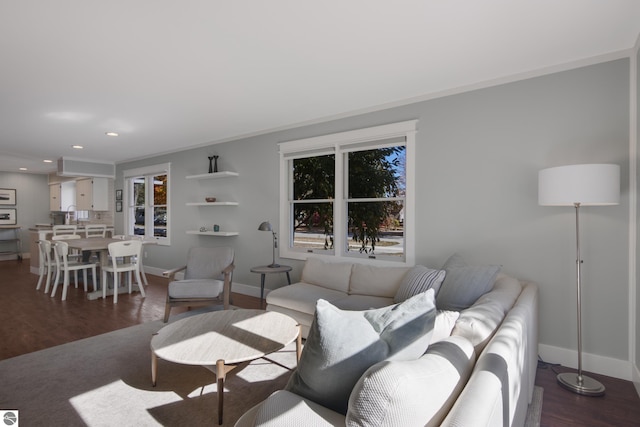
left=394, top=266, right=446, bottom=303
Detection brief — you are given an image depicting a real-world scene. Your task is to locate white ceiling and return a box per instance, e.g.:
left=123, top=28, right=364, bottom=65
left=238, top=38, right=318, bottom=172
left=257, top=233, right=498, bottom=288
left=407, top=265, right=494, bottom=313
left=1, top=1, right=639, bottom=174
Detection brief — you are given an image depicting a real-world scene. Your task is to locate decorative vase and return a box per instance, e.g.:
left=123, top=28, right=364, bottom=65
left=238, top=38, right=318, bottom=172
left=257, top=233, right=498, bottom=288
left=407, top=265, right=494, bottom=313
left=213, top=155, right=219, bottom=173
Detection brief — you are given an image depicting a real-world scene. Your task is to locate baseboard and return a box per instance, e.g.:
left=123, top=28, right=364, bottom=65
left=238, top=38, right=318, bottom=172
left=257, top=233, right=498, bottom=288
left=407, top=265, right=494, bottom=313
left=538, top=343, right=632, bottom=381
left=0, top=252, right=29, bottom=262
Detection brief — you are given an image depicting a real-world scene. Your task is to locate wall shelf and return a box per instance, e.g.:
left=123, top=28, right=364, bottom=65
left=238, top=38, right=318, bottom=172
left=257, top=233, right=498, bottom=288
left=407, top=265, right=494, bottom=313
left=185, top=171, right=239, bottom=180
left=186, top=231, right=239, bottom=237
left=185, top=202, right=239, bottom=206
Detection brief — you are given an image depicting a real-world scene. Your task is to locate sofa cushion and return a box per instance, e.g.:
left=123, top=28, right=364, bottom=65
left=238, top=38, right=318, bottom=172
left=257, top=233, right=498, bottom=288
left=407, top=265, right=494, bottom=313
left=285, top=291, right=437, bottom=415
left=266, top=282, right=348, bottom=314
left=332, top=295, right=395, bottom=311
left=349, top=264, right=410, bottom=298
left=451, top=273, right=523, bottom=353
left=167, top=279, right=224, bottom=298
left=394, top=265, right=446, bottom=303
left=432, top=310, right=460, bottom=344
left=436, top=253, right=501, bottom=311
left=252, top=390, right=346, bottom=427
left=301, top=257, right=352, bottom=293
left=346, top=336, right=475, bottom=427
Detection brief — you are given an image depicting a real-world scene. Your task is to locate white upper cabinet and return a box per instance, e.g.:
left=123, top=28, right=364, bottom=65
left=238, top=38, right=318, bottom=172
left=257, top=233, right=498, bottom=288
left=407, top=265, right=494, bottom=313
left=76, top=178, right=109, bottom=211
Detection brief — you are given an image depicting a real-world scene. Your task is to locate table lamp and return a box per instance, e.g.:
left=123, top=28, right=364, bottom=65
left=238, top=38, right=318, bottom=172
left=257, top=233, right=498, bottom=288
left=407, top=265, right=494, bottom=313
left=258, top=221, right=280, bottom=268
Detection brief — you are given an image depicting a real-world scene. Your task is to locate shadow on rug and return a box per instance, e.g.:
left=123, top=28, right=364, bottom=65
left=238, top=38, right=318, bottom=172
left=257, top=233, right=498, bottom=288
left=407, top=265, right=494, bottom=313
left=0, top=316, right=297, bottom=426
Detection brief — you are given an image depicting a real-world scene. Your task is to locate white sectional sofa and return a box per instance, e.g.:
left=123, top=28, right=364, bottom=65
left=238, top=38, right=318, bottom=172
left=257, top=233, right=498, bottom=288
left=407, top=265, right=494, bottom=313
left=237, top=256, right=538, bottom=427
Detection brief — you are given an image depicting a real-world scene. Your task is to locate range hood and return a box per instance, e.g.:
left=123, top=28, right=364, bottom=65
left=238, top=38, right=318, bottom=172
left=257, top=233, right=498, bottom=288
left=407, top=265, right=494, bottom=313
left=57, top=157, right=115, bottom=179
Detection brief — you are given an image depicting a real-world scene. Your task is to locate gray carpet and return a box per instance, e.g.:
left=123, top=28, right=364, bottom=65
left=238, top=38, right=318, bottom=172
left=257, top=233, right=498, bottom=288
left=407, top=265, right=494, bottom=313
left=0, top=313, right=544, bottom=427
left=525, top=386, right=544, bottom=427
left=0, top=311, right=297, bottom=426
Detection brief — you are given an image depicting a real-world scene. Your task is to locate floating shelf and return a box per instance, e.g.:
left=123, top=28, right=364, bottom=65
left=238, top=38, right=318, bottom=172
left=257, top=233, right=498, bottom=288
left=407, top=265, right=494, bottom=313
left=185, top=171, right=239, bottom=180
left=186, top=231, right=239, bottom=237
left=185, top=202, right=239, bottom=206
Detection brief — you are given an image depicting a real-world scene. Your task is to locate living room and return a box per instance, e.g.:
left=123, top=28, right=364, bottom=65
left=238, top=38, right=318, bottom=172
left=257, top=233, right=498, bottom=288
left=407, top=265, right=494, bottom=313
left=1, top=2, right=640, bottom=425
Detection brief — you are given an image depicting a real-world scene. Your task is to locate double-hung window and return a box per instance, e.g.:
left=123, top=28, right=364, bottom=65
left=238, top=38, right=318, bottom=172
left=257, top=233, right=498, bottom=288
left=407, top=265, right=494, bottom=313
left=279, top=121, right=416, bottom=265
left=123, top=163, right=170, bottom=245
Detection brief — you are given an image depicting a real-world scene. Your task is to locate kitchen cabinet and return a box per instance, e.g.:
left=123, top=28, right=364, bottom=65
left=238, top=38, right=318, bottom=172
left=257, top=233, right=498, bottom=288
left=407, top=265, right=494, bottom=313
left=49, top=184, right=61, bottom=211
left=49, top=181, right=76, bottom=211
left=76, top=178, right=109, bottom=211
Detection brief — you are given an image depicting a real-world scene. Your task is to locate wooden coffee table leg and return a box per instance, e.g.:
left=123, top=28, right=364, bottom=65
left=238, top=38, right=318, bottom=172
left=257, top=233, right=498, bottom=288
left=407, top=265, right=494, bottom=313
left=296, top=325, right=302, bottom=362
left=216, top=359, right=225, bottom=425
left=151, top=351, right=158, bottom=387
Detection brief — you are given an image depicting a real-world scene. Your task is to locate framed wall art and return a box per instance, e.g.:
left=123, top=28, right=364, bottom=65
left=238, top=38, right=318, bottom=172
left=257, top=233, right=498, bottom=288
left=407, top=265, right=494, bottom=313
left=0, top=208, right=17, bottom=225
left=116, top=189, right=123, bottom=201
left=116, top=201, right=122, bottom=212
left=0, top=188, right=16, bottom=205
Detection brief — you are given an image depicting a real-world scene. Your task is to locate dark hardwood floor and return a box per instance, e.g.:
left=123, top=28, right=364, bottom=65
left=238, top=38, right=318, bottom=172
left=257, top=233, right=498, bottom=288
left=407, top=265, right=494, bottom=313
left=2, top=259, right=639, bottom=426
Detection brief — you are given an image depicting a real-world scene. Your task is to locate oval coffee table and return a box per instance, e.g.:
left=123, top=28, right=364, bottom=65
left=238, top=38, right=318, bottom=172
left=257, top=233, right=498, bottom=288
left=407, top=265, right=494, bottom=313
left=151, top=309, right=301, bottom=425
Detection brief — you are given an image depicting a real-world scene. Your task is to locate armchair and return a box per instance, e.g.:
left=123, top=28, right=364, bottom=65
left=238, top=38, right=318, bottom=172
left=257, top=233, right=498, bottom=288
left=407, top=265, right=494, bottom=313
left=162, top=246, right=235, bottom=322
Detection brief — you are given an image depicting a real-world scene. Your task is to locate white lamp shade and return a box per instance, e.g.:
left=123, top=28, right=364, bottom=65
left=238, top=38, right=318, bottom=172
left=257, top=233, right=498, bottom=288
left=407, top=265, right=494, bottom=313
left=538, top=164, right=620, bottom=206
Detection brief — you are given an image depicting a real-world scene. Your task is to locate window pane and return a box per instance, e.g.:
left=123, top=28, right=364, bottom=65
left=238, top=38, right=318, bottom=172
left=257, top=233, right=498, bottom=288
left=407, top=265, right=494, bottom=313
left=153, top=174, right=167, bottom=205
left=153, top=207, right=167, bottom=237
left=133, top=178, right=145, bottom=236
left=292, top=202, right=333, bottom=252
left=347, top=201, right=404, bottom=258
left=293, top=155, right=335, bottom=200
left=348, top=147, right=405, bottom=198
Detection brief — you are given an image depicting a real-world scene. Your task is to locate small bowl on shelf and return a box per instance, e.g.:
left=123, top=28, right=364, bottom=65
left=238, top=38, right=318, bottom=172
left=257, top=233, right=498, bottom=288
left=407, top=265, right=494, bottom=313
left=205, top=197, right=217, bottom=203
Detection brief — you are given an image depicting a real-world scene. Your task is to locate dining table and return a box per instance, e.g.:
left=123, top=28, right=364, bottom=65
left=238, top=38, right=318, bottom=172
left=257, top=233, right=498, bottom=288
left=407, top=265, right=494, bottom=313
left=64, top=237, right=145, bottom=300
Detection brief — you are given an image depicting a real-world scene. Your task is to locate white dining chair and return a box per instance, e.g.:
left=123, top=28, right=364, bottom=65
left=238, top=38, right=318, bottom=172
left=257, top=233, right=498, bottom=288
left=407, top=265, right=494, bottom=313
left=35, top=240, right=56, bottom=294
left=101, top=240, right=145, bottom=304
left=50, top=241, right=98, bottom=301
left=84, top=224, right=107, bottom=238
left=52, top=225, right=77, bottom=236
left=51, top=234, right=83, bottom=266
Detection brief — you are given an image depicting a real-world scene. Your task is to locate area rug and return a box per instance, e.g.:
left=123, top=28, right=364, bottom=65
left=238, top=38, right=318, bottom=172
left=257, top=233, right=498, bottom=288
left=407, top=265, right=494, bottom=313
left=0, top=312, right=297, bottom=426
left=525, top=386, right=544, bottom=427
left=0, top=312, right=545, bottom=427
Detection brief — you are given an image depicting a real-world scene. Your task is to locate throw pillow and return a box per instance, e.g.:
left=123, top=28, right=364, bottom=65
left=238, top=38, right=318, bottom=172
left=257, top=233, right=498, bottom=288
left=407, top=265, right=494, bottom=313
left=435, top=253, right=501, bottom=311
left=285, top=290, right=437, bottom=415
left=346, top=336, right=475, bottom=427
left=394, top=265, right=446, bottom=303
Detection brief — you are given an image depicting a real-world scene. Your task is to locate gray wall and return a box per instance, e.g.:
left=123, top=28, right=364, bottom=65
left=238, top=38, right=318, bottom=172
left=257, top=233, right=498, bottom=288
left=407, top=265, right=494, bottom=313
left=0, top=172, right=50, bottom=255
left=116, top=59, right=631, bottom=366
left=636, top=44, right=640, bottom=373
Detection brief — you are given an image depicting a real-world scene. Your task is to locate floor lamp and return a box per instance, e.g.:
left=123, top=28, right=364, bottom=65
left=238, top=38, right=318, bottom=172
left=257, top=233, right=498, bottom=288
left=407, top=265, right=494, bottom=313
left=538, top=163, right=619, bottom=396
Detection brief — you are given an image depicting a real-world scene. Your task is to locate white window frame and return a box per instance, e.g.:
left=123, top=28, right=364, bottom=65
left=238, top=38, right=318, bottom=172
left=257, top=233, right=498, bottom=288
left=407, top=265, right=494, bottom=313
left=279, top=121, right=416, bottom=266
left=123, top=162, right=171, bottom=246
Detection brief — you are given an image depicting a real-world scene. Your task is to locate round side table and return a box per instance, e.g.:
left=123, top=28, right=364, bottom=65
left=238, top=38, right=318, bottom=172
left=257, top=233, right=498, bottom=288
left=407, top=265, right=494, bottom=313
left=250, top=264, right=292, bottom=303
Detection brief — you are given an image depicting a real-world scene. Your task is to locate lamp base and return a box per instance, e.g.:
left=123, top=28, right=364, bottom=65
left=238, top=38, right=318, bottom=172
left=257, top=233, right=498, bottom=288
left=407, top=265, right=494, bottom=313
left=267, top=263, right=280, bottom=268
left=557, top=372, right=605, bottom=396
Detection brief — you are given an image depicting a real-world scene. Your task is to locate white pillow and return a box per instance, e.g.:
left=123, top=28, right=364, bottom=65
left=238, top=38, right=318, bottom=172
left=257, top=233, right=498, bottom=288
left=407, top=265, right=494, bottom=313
left=346, top=336, right=475, bottom=427
left=286, top=291, right=437, bottom=415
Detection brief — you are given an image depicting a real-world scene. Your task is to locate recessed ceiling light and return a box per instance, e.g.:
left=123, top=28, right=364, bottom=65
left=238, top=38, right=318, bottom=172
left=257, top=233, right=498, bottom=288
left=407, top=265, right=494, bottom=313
left=19, top=167, right=27, bottom=171
left=72, top=145, right=83, bottom=149
left=43, top=159, right=53, bottom=163
left=105, top=132, right=119, bottom=137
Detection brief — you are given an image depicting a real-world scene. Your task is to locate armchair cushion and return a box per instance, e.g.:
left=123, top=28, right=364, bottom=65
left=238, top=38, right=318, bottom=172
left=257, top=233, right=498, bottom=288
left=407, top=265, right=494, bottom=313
left=184, top=246, right=234, bottom=280
left=168, top=279, right=224, bottom=299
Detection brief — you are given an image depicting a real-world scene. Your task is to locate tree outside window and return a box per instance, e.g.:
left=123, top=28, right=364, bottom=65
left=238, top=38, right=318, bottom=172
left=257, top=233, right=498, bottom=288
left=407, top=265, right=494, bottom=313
left=282, top=120, right=415, bottom=264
